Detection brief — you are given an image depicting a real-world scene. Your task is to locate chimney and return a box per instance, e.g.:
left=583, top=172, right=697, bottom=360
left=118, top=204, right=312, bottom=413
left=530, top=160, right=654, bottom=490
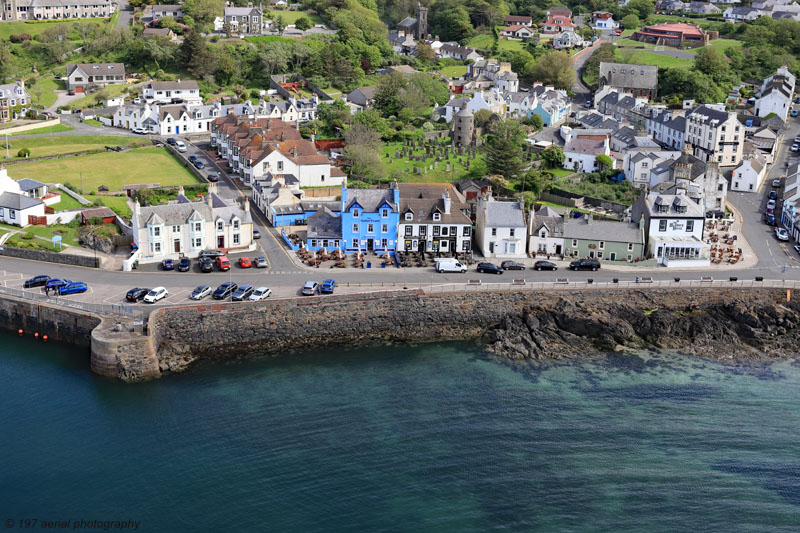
left=442, top=189, right=451, bottom=214
left=518, top=195, right=525, bottom=213
left=243, top=195, right=250, bottom=212
left=16, top=79, right=24, bottom=90
left=133, top=200, right=140, bottom=219
left=178, top=185, right=185, bottom=196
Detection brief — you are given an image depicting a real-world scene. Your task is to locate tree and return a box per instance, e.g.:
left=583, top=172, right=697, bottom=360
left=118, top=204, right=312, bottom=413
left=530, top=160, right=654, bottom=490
left=0, top=42, right=16, bottom=81
left=540, top=146, right=565, bottom=169
left=223, top=22, right=232, bottom=39
left=344, top=123, right=385, bottom=179
left=295, top=16, right=312, bottom=31
left=474, top=108, right=492, bottom=128
left=621, top=14, right=640, bottom=30
left=274, top=14, right=286, bottom=34
left=694, top=46, right=736, bottom=85
left=522, top=113, right=543, bottom=131
left=181, top=29, right=216, bottom=79
left=485, top=118, right=526, bottom=180
left=397, top=84, right=430, bottom=121
left=595, top=154, right=613, bottom=170
left=408, top=72, right=450, bottom=105
left=317, top=99, right=351, bottom=136
left=531, top=51, right=574, bottom=90
left=417, top=43, right=436, bottom=63
left=183, top=0, right=224, bottom=29
left=373, top=72, right=408, bottom=116
left=36, top=24, right=72, bottom=63
left=625, top=0, right=654, bottom=20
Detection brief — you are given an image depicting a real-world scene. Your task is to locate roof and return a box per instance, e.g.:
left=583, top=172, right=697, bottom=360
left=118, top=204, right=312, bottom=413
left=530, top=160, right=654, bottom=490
left=563, top=218, right=643, bottom=243
left=347, top=85, right=378, bottom=102
left=397, top=16, right=417, bottom=28
left=345, top=189, right=397, bottom=212
left=639, top=22, right=704, bottom=38
left=226, top=6, right=260, bottom=15
left=16, top=178, right=45, bottom=191
left=147, top=80, right=199, bottom=92
left=306, top=207, right=342, bottom=239
left=66, top=63, right=125, bottom=77
left=531, top=214, right=564, bottom=236
left=504, top=15, right=532, bottom=22
left=599, top=62, right=658, bottom=90
left=669, top=150, right=707, bottom=181
left=81, top=206, right=115, bottom=219
left=482, top=200, right=526, bottom=228
left=564, top=138, right=607, bottom=155
left=0, top=191, right=42, bottom=210
left=440, top=44, right=478, bottom=57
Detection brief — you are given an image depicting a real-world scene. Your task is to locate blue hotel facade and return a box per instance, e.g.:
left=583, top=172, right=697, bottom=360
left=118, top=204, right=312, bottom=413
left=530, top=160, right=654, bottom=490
left=340, top=185, right=400, bottom=253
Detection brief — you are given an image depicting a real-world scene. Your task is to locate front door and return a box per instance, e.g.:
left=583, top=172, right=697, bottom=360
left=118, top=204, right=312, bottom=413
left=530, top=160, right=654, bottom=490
left=589, top=251, right=595, bottom=258
left=175, top=126, right=179, bottom=134
left=367, top=239, right=374, bottom=251
left=418, top=240, right=425, bottom=253
left=217, top=236, right=224, bottom=248
left=173, top=239, right=181, bottom=253
left=555, top=244, right=562, bottom=254
left=610, top=252, right=616, bottom=261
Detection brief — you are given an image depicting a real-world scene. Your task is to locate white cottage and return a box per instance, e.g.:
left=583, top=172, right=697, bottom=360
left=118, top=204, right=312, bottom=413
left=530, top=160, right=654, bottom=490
left=730, top=154, right=767, bottom=193
left=0, top=168, right=45, bottom=226
left=475, top=196, right=527, bottom=258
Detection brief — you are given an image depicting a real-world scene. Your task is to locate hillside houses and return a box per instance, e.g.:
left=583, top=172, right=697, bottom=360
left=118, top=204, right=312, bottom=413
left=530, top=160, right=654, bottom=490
left=754, top=66, right=796, bottom=122
left=541, top=7, right=575, bottom=34
left=598, top=63, right=658, bottom=100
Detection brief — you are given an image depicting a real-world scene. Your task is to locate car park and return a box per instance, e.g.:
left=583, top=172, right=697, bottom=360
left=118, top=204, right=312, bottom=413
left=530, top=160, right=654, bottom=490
left=501, top=260, right=525, bottom=271
left=126, top=288, right=149, bottom=302
left=143, top=287, right=168, bottom=303
left=769, top=190, right=778, bottom=200
left=569, top=259, right=601, bottom=271
left=200, top=258, right=214, bottom=272
left=207, top=173, right=219, bottom=182
left=320, top=279, right=336, bottom=294
left=533, top=260, right=558, bottom=271
left=216, top=255, right=231, bottom=271
left=249, top=287, right=272, bottom=301
left=177, top=257, right=191, bottom=272
left=232, top=284, right=255, bottom=301
left=238, top=257, right=252, bottom=268
left=302, top=281, right=319, bottom=295
left=190, top=285, right=212, bottom=300
left=24, top=275, right=51, bottom=288
left=773, top=178, right=782, bottom=187
left=213, top=282, right=238, bottom=299
left=162, top=259, right=174, bottom=270
left=45, top=278, right=70, bottom=290
left=254, top=256, right=268, bottom=268
left=253, top=228, right=261, bottom=239
left=58, top=281, right=87, bottom=295
left=776, top=227, right=790, bottom=241
left=193, top=160, right=205, bottom=169
left=477, top=262, right=503, bottom=274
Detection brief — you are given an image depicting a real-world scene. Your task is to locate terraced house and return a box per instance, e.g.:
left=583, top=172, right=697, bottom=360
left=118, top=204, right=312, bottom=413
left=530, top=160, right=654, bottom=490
left=397, top=183, right=472, bottom=255
left=2, top=0, right=115, bottom=21
left=340, top=185, right=400, bottom=253
left=562, top=215, right=646, bottom=262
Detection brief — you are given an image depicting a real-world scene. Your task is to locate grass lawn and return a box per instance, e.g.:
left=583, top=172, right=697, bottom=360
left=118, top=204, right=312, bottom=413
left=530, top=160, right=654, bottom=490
left=685, top=39, right=743, bottom=55
left=82, top=119, right=103, bottom=127
left=66, top=83, right=134, bottom=109
left=0, top=18, right=108, bottom=40
left=10, top=123, right=74, bottom=136
left=4, top=233, right=58, bottom=251
left=547, top=168, right=574, bottom=178
left=30, top=76, right=63, bottom=109
left=266, top=10, right=324, bottom=25
left=498, top=38, right=524, bottom=52
left=614, top=48, right=692, bottom=69
left=22, top=223, right=82, bottom=247
left=468, top=33, right=495, bottom=50
left=9, top=146, right=201, bottom=194
left=85, top=194, right=132, bottom=218
left=438, top=65, right=468, bottom=78
left=47, top=193, right=84, bottom=212
left=4, top=135, right=150, bottom=160
left=380, top=141, right=484, bottom=183
left=244, top=35, right=296, bottom=44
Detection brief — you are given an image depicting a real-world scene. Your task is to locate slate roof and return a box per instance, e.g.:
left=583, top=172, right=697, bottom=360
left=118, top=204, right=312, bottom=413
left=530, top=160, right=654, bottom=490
left=0, top=191, right=43, bottom=210
left=564, top=138, right=606, bottom=155
left=345, top=189, right=397, bottom=212
left=66, top=63, right=125, bottom=78
left=633, top=192, right=705, bottom=219
left=531, top=214, right=564, bottom=236
left=687, top=105, right=730, bottom=126
left=562, top=218, right=643, bottom=243
left=599, top=62, right=658, bottom=90
left=669, top=151, right=707, bottom=181
left=398, top=183, right=470, bottom=224
left=147, top=80, right=200, bottom=92
left=306, top=206, right=342, bottom=239
left=482, top=200, right=526, bottom=228
left=16, top=178, right=45, bottom=192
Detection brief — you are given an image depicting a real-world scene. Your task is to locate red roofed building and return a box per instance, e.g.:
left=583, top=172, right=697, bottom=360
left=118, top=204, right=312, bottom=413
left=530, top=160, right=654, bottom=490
left=541, top=8, right=575, bottom=34
left=632, top=22, right=711, bottom=48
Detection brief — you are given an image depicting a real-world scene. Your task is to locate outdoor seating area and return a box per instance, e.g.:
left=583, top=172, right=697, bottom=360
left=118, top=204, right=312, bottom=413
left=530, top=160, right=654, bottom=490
left=295, top=248, right=398, bottom=268
left=705, top=219, right=744, bottom=265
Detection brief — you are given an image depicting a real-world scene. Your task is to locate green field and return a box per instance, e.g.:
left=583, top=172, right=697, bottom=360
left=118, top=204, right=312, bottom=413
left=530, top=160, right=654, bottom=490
left=0, top=18, right=108, bottom=40
left=47, top=193, right=84, bottom=212
left=85, top=194, right=132, bottom=218
left=468, top=33, right=494, bottom=50
left=82, top=119, right=103, bottom=127
left=66, top=83, right=134, bottom=109
left=438, top=65, right=468, bottom=78
left=381, top=141, right=484, bottom=183
left=9, top=146, right=200, bottom=194
left=10, top=123, right=74, bottom=136
left=614, top=48, right=693, bottom=69
left=547, top=168, right=575, bottom=178
left=685, top=39, right=743, bottom=55
left=29, top=76, right=63, bottom=109
left=22, top=223, right=82, bottom=247
left=244, top=35, right=296, bottom=44
left=4, top=135, right=149, bottom=160
left=266, top=10, right=324, bottom=25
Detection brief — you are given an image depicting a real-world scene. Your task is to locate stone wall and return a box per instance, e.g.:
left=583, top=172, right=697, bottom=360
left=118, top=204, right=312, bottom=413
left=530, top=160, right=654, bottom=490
left=0, top=246, right=99, bottom=268
left=0, top=293, right=101, bottom=347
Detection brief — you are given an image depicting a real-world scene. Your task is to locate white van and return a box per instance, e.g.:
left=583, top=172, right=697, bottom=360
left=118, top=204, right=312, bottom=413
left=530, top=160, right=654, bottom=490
left=435, top=258, right=466, bottom=273
left=175, top=141, right=188, bottom=153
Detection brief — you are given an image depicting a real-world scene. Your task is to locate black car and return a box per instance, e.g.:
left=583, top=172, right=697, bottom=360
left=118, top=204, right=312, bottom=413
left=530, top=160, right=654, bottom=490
left=23, top=275, right=51, bottom=288
left=200, top=258, right=215, bottom=273
left=177, top=257, right=191, bottom=272
left=569, top=259, right=601, bottom=271
left=213, top=282, right=238, bottom=300
left=477, top=262, right=503, bottom=274
left=166, top=138, right=177, bottom=146
left=126, top=287, right=149, bottom=302
left=706, top=209, right=726, bottom=219
left=199, top=249, right=224, bottom=259
left=207, top=173, right=219, bottom=182
left=501, top=260, right=525, bottom=270
left=533, top=260, right=558, bottom=271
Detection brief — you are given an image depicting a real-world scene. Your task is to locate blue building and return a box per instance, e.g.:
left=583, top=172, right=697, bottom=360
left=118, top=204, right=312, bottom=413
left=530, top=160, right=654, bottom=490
left=340, top=184, right=400, bottom=253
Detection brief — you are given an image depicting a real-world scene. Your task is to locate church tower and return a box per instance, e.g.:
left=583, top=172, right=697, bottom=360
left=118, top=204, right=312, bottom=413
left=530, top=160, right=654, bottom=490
left=416, top=2, right=428, bottom=40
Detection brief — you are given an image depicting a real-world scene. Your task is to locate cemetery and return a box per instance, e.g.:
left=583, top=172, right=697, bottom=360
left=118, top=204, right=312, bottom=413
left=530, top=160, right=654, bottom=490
left=380, top=138, right=488, bottom=183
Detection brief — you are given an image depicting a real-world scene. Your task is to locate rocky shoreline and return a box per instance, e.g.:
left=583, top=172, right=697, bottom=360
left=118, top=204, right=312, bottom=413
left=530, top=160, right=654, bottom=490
left=484, top=292, right=800, bottom=362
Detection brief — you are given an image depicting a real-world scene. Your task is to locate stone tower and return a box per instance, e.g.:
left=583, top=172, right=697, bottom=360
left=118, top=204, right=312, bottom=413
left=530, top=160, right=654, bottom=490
left=453, top=107, right=474, bottom=147
left=416, top=2, right=428, bottom=40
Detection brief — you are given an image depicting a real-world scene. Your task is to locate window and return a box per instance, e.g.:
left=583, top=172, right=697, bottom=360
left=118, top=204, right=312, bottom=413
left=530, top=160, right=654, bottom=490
left=193, top=237, right=202, bottom=248
left=405, top=212, right=412, bottom=221
left=352, top=239, right=358, bottom=248
left=597, top=251, right=603, bottom=259
left=628, top=243, right=634, bottom=251
left=572, top=239, right=577, bottom=247
left=352, top=224, right=359, bottom=233
left=233, top=219, right=240, bottom=230
left=686, top=220, right=694, bottom=232
left=381, top=209, right=389, bottom=217
left=510, top=228, right=515, bottom=237
left=381, top=238, right=388, bottom=248
left=659, top=220, right=667, bottom=232
left=151, top=242, right=161, bottom=253
left=367, top=224, right=374, bottom=234
left=433, top=213, right=441, bottom=221
left=419, top=226, right=426, bottom=236
left=152, top=226, right=160, bottom=237
left=599, top=241, right=605, bottom=250
left=217, top=221, right=223, bottom=232
left=540, top=230, right=546, bottom=238
left=405, top=226, right=413, bottom=236
left=462, top=241, right=470, bottom=251
left=353, top=209, right=360, bottom=218
left=172, top=225, right=180, bottom=233
left=463, top=226, right=470, bottom=236
left=277, top=161, right=283, bottom=171
left=233, top=234, right=240, bottom=245
left=381, top=224, right=388, bottom=234
left=491, top=228, right=497, bottom=236
left=433, top=226, right=440, bottom=236
left=441, top=227, right=449, bottom=236
left=450, top=226, right=457, bottom=236
left=193, top=222, right=202, bottom=232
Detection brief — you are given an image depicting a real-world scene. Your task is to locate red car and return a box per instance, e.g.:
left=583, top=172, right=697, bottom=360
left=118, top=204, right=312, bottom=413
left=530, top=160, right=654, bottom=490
left=614, top=29, right=623, bottom=35
left=238, top=257, right=252, bottom=268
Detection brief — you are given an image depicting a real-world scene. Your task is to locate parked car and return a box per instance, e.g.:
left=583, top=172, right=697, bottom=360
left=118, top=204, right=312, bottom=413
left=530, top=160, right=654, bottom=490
left=614, top=28, right=623, bottom=34
left=238, top=257, right=252, bottom=268
left=320, top=279, right=336, bottom=294
left=792, top=144, right=799, bottom=152
left=254, top=256, right=268, bottom=268
left=213, top=282, right=238, bottom=300
left=795, top=244, right=800, bottom=255
left=199, top=249, right=224, bottom=259
left=584, top=100, right=592, bottom=108
left=24, top=275, right=51, bottom=288
left=776, top=227, right=790, bottom=241
left=200, top=258, right=214, bottom=273
left=190, top=285, right=212, bottom=300
left=193, top=160, right=205, bottom=169
left=793, top=110, right=799, bottom=118
left=501, top=260, right=525, bottom=271
left=166, top=138, right=177, bottom=146
left=249, top=287, right=272, bottom=301
left=706, top=210, right=726, bottom=219
left=132, top=127, right=146, bottom=135
left=177, top=257, right=191, bottom=272
left=765, top=207, right=775, bottom=216
left=161, top=258, right=174, bottom=270
left=207, top=173, right=219, bottom=182
left=143, top=287, right=168, bottom=303
left=533, top=260, right=558, bottom=271
left=188, top=155, right=198, bottom=163
left=569, top=259, right=601, bottom=271
left=232, top=284, right=255, bottom=301
left=126, top=287, right=149, bottom=302
left=794, top=136, right=800, bottom=143
left=253, top=228, right=261, bottom=239
left=58, top=281, right=87, bottom=295
left=216, top=255, right=231, bottom=271
left=477, top=262, right=503, bottom=274
left=765, top=213, right=776, bottom=225
left=175, top=141, right=187, bottom=153
left=767, top=198, right=777, bottom=208
left=773, top=178, right=782, bottom=187
left=768, top=190, right=778, bottom=200
left=302, top=281, right=319, bottom=295
left=45, top=278, right=70, bottom=290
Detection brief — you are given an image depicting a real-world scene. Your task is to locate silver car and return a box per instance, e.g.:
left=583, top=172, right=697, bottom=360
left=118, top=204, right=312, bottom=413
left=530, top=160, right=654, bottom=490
left=302, top=281, right=318, bottom=295
left=190, top=285, right=212, bottom=300
left=249, top=287, right=272, bottom=301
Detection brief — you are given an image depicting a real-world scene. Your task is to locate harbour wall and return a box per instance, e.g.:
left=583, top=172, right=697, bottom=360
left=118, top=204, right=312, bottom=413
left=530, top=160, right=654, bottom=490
left=0, top=293, right=101, bottom=347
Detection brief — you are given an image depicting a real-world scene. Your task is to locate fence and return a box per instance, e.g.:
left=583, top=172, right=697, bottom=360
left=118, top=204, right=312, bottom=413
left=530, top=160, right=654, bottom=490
left=0, top=285, right=147, bottom=326
left=422, top=278, right=800, bottom=293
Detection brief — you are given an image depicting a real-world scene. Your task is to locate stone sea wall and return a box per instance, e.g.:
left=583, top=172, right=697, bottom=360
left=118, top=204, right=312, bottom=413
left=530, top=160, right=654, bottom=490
left=0, top=293, right=101, bottom=347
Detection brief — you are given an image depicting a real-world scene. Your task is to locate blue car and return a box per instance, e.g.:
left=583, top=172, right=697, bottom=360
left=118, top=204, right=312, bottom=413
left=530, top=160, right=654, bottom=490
left=188, top=155, right=198, bottom=163
left=45, top=278, right=71, bottom=290
left=57, top=281, right=87, bottom=295
left=769, top=190, right=778, bottom=200
left=320, top=279, right=336, bottom=294
left=162, top=259, right=174, bottom=270
left=793, top=110, right=799, bottom=117
left=193, top=160, right=205, bottom=169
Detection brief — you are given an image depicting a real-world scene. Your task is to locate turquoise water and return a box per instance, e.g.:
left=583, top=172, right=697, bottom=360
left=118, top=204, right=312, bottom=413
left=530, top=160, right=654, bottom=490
left=1, top=333, right=800, bottom=532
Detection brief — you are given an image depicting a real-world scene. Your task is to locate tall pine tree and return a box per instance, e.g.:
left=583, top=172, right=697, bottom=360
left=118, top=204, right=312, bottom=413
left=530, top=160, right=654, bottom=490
left=485, top=118, right=526, bottom=180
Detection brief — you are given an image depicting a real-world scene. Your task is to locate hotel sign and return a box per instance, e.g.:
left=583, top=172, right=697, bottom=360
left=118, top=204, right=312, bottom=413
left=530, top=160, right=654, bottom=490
left=668, top=220, right=685, bottom=231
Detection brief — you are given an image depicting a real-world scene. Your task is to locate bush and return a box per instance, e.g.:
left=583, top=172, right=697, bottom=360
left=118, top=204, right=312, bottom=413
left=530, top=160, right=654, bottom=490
left=9, top=33, right=32, bottom=43
left=22, top=232, right=35, bottom=240
left=17, top=148, right=30, bottom=158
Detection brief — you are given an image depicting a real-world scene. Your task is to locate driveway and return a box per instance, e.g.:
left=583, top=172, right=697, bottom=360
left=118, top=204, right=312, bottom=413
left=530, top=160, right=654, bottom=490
left=116, top=0, right=132, bottom=27
left=46, top=91, right=83, bottom=113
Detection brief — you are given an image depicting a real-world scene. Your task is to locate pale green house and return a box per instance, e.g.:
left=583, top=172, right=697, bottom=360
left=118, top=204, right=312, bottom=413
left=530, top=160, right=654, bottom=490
left=563, top=215, right=646, bottom=262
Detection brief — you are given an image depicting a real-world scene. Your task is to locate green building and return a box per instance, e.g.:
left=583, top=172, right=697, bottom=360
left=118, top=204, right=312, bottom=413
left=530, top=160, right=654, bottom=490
left=563, top=215, right=646, bottom=262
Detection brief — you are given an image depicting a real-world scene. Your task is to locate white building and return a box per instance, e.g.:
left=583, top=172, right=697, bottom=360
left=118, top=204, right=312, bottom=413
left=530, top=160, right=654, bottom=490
left=142, top=80, right=202, bottom=105
left=563, top=137, right=613, bottom=172
left=631, top=192, right=710, bottom=268
left=647, top=110, right=687, bottom=149
left=684, top=105, right=745, bottom=167
left=528, top=205, right=564, bottom=256
left=623, top=150, right=682, bottom=189
left=113, top=101, right=257, bottom=135
left=730, top=154, right=767, bottom=192
left=398, top=184, right=473, bottom=254
left=754, top=66, right=796, bottom=122
left=0, top=169, right=45, bottom=226
left=475, top=196, right=527, bottom=258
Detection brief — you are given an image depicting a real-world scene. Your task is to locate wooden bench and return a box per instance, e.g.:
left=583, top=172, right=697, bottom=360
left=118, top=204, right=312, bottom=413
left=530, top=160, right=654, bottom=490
left=556, top=278, right=569, bottom=284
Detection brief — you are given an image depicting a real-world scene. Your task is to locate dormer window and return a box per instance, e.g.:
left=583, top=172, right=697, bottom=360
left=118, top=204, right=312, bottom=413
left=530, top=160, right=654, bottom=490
left=217, top=221, right=224, bottom=232
left=405, top=212, right=412, bottom=221
left=353, top=209, right=360, bottom=217
left=381, top=208, right=389, bottom=217
left=233, top=219, right=240, bottom=230
left=433, top=212, right=441, bottom=221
